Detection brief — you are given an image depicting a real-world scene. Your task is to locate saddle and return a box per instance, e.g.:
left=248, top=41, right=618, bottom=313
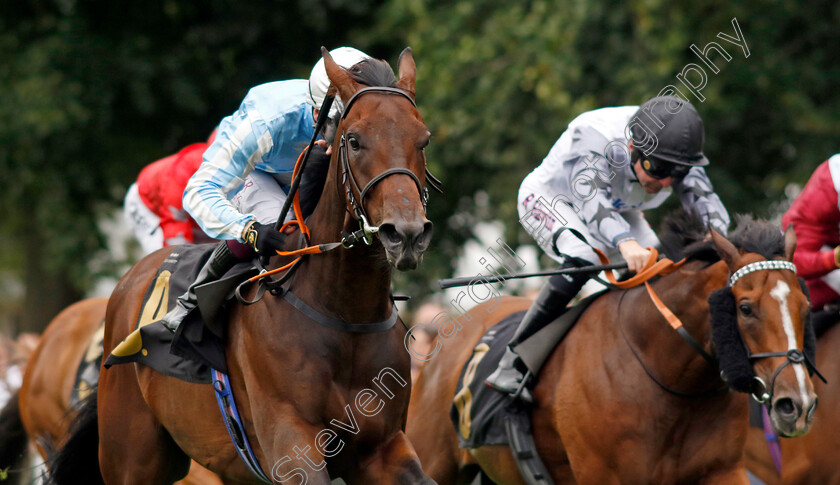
left=104, top=244, right=258, bottom=383
left=450, top=290, right=604, bottom=450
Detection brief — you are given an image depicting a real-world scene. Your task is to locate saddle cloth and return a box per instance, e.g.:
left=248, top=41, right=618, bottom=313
left=104, top=244, right=257, bottom=383
left=69, top=320, right=105, bottom=409
left=449, top=291, right=603, bottom=449
left=450, top=311, right=523, bottom=448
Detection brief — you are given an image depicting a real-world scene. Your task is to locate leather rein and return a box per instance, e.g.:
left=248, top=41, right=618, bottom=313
left=600, top=248, right=729, bottom=397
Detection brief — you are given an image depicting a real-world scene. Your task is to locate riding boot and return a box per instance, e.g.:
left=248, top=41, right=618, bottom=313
left=162, top=241, right=240, bottom=332
left=485, top=261, right=591, bottom=402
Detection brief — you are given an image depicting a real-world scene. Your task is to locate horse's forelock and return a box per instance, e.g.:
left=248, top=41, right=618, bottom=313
left=726, top=215, right=786, bottom=260
left=347, top=58, right=397, bottom=88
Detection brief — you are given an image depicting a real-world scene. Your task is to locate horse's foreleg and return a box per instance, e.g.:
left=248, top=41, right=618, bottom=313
left=98, top=364, right=190, bottom=485
left=261, top=420, right=334, bottom=485
left=352, top=431, right=436, bottom=484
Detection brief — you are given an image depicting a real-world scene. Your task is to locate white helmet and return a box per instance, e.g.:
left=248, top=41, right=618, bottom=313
left=307, top=46, right=370, bottom=119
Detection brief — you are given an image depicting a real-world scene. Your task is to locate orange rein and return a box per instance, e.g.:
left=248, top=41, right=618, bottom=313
left=248, top=149, right=330, bottom=282
left=593, top=247, right=687, bottom=330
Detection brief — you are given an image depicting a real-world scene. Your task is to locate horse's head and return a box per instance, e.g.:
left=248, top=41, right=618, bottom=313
left=321, top=47, right=433, bottom=271
left=710, top=226, right=818, bottom=437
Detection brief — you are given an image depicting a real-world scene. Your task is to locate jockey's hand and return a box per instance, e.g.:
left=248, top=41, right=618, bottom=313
left=243, top=221, right=286, bottom=255
left=315, top=139, right=332, bottom=155
left=618, top=239, right=651, bottom=273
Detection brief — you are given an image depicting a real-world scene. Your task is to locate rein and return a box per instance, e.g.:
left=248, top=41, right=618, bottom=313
left=617, top=290, right=729, bottom=398
left=603, top=248, right=728, bottom=397
left=608, top=252, right=825, bottom=402
left=248, top=86, right=431, bottom=281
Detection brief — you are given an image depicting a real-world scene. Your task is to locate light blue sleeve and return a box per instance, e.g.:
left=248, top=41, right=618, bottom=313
left=183, top=80, right=314, bottom=241
left=183, top=103, right=274, bottom=241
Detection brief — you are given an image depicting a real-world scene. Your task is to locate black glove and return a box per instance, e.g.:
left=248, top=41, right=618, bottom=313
left=243, top=221, right=286, bottom=255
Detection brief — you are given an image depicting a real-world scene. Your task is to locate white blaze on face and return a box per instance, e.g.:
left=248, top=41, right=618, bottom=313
left=769, top=280, right=810, bottom=406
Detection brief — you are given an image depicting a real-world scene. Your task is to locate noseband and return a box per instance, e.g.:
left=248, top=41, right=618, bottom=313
left=728, top=260, right=825, bottom=404
left=337, top=86, right=437, bottom=247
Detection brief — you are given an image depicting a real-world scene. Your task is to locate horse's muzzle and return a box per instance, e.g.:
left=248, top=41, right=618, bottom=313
left=770, top=393, right=818, bottom=437
left=379, top=220, right=434, bottom=271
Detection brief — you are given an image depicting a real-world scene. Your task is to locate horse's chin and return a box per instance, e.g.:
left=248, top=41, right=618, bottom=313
left=386, top=249, right=423, bottom=272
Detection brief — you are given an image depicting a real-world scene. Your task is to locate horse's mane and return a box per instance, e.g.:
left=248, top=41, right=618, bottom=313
left=659, top=208, right=785, bottom=263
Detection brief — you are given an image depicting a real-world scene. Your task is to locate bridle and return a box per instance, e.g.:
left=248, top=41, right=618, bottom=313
left=728, top=260, right=826, bottom=404
left=614, top=254, right=825, bottom=401
left=337, top=86, right=441, bottom=247
left=240, top=84, right=443, bottom=295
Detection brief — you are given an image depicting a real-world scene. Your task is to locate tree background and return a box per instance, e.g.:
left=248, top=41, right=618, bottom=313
left=1, top=0, right=838, bottom=334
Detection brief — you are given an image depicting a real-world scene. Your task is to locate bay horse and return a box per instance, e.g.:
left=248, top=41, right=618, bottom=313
left=744, top=320, right=840, bottom=484
left=0, top=297, right=220, bottom=485
left=407, top=214, right=817, bottom=484
left=53, top=47, right=436, bottom=484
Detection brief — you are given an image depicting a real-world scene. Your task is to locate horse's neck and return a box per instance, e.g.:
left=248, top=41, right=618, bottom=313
left=624, top=261, right=729, bottom=388
left=292, top=177, right=394, bottom=323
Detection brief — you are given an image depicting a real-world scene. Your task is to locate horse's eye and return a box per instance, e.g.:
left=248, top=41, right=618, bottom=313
left=348, top=136, right=361, bottom=150
left=739, top=303, right=753, bottom=317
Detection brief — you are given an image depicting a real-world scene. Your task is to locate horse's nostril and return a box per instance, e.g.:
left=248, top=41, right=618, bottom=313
left=378, top=223, right=401, bottom=246
left=806, top=397, right=818, bottom=421
left=774, top=397, right=798, bottom=418
left=416, top=221, right=434, bottom=250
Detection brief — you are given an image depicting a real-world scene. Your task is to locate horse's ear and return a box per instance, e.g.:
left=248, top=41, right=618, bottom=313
left=783, top=224, right=797, bottom=261
left=396, top=47, right=416, bottom=100
left=711, top=229, right=739, bottom=268
left=321, top=46, right=361, bottom=104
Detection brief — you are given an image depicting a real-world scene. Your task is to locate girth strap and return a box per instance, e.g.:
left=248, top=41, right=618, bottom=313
left=282, top=290, right=399, bottom=333
left=211, top=369, right=271, bottom=483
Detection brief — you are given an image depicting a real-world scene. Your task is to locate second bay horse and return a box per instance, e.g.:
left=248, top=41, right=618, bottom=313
left=10, top=297, right=221, bottom=485
left=408, top=214, right=817, bottom=484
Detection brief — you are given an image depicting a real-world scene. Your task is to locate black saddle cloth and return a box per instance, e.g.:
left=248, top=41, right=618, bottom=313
left=449, top=290, right=604, bottom=449
left=450, top=311, right=524, bottom=449
left=104, top=244, right=257, bottom=383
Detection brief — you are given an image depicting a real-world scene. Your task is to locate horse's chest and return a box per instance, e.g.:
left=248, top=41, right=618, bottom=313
left=320, top=366, right=411, bottom=437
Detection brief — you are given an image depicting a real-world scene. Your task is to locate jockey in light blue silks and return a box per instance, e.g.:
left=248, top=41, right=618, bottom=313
left=161, top=47, right=371, bottom=333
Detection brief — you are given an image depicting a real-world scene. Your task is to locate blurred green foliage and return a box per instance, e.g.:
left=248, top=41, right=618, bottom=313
left=1, top=0, right=838, bottom=328
left=0, top=0, right=384, bottom=330
left=372, top=0, right=840, bottom=299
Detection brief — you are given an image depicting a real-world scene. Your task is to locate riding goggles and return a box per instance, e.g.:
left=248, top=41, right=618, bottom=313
left=641, top=157, right=692, bottom=180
